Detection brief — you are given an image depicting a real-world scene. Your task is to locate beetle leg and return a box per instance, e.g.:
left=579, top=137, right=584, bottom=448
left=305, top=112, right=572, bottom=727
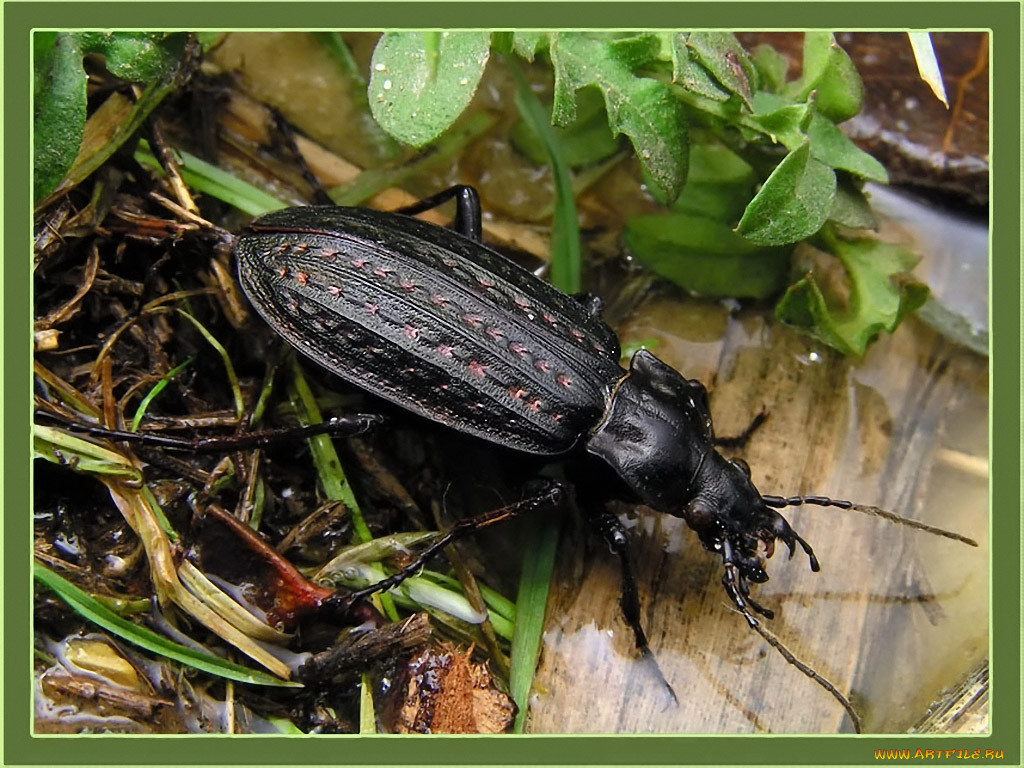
left=586, top=507, right=678, bottom=704
left=720, top=540, right=762, bottom=628
left=721, top=538, right=862, bottom=731
left=390, top=185, right=483, bottom=242
left=713, top=409, right=769, bottom=449
left=332, top=482, right=566, bottom=608
left=735, top=572, right=774, bottom=619
left=269, top=109, right=335, bottom=206
left=570, top=292, right=605, bottom=320
left=36, top=411, right=385, bottom=453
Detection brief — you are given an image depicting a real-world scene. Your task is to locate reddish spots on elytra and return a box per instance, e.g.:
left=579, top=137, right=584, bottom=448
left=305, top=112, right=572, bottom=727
left=461, top=313, right=483, bottom=328
left=509, top=387, right=527, bottom=400
left=468, top=360, right=488, bottom=377
left=373, top=266, right=390, bottom=279
left=365, top=302, right=379, bottom=315
left=534, top=359, right=550, bottom=373
left=328, top=285, right=343, bottom=296
left=437, top=343, right=454, bottom=358
left=399, top=278, right=417, bottom=291
left=403, top=324, right=419, bottom=340
left=430, top=294, right=448, bottom=307
left=542, top=312, right=557, bottom=325
left=320, top=248, right=339, bottom=262
left=295, top=271, right=309, bottom=286
left=551, top=413, right=563, bottom=423
left=526, top=398, right=542, bottom=412
left=272, top=243, right=290, bottom=255
left=292, top=243, right=310, bottom=254
left=570, top=328, right=584, bottom=341
left=277, top=266, right=290, bottom=279
left=477, top=277, right=495, bottom=290
left=592, top=342, right=605, bottom=353
left=557, top=374, right=572, bottom=388
left=509, top=341, right=528, bottom=357
left=514, top=297, right=530, bottom=310
left=352, top=257, right=369, bottom=269
left=485, top=327, right=504, bottom=340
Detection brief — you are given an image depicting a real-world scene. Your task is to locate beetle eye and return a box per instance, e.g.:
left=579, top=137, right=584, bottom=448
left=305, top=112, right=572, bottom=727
left=684, top=499, right=714, bottom=531
left=730, top=458, right=751, bottom=477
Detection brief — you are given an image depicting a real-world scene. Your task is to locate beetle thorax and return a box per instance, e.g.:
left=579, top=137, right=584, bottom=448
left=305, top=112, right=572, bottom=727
left=584, top=362, right=710, bottom=513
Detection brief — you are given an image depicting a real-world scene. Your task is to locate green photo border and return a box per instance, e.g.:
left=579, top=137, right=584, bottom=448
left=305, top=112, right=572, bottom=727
left=5, top=2, right=1020, bottom=766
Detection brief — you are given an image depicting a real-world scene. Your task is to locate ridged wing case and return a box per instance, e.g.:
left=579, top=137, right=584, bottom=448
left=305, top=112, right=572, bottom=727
left=235, top=206, right=624, bottom=454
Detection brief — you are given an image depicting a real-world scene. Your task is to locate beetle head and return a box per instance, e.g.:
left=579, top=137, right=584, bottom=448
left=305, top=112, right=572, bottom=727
left=685, top=452, right=819, bottom=617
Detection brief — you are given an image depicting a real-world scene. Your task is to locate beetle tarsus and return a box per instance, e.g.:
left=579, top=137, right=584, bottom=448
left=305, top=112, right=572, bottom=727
left=38, top=411, right=385, bottom=453
left=390, top=184, right=483, bottom=243
left=712, top=409, right=769, bottom=449
left=585, top=506, right=678, bottom=704
left=338, top=482, right=566, bottom=606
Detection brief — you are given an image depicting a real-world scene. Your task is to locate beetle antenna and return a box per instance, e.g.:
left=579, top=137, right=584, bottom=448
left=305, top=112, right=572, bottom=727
left=761, top=494, right=978, bottom=547
left=720, top=542, right=862, bottom=733
left=745, top=613, right=863, bottom=734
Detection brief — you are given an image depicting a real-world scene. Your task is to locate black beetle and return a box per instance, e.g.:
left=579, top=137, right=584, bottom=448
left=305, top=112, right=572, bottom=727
left=230, top=185, right=977, bottom=729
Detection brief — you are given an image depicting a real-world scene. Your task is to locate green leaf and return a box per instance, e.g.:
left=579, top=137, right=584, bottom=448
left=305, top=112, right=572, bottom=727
left=550, top=32, right=688, bottom=202
left=736, top=141, right=836, bottom=246
left=828, top=177, right=877, bottom=229
left=74, top=32, right=187, bottom=82
left=512, top=32, right=548, bottom=62
left=686, top=32, right=757, bottom=110
left=784, top=32, right=864, bottom=123
left=34, top=33, right=87, bottom=200
left=368, top=31, right=491, bottom=147
left=606, top=32, right=662, bottom=70
left=750, top=43, right=789, bottom=94
left=510, top=86, right=622, bottom=169
left=34, top=563, right=297, bottom=687
left=748, top=91, right=809, bottom=149
left=775, top=233, right=929, bottom=356
left=667, top=33, right=731, bottom=102
left=805, top=111, right=888, bottom=183
left=647, top=141, right=756, bottom=224
left=625, top=212, right=791, bottom=299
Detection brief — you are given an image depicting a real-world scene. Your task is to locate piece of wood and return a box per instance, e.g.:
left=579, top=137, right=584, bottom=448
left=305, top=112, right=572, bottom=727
left=527, top=270, right=988, bottom=734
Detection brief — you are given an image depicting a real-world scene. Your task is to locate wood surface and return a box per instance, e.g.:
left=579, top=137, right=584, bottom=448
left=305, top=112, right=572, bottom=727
left=526, top=241, right=988, bottom=734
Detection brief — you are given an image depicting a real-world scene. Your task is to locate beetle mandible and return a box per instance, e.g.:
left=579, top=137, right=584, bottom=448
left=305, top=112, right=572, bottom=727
left=233, top=185, right=976, bottom=729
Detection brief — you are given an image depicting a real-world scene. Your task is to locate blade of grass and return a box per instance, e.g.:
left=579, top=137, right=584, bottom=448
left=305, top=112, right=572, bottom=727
left=135, top=139, right=289, bottom=216
left=129, top=356, right=193, bottom=431
left=34, top=562, right=298, bottom=687
left=509, top=513, right=560, bottom=733
left=505, top=54, right=581, bottom=293
left=907, top=32, right=948, bottom=107
left=359, top=673, right=377, bottom=733
left=175, top=309, right=244, bottom=420
left=504, top=54, right=577, bottom=733
left=329, top=111, right=496, bottom=206
left=33, top=424, right=142, bottom=481
left=286, top=358, right=398, bottom=622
